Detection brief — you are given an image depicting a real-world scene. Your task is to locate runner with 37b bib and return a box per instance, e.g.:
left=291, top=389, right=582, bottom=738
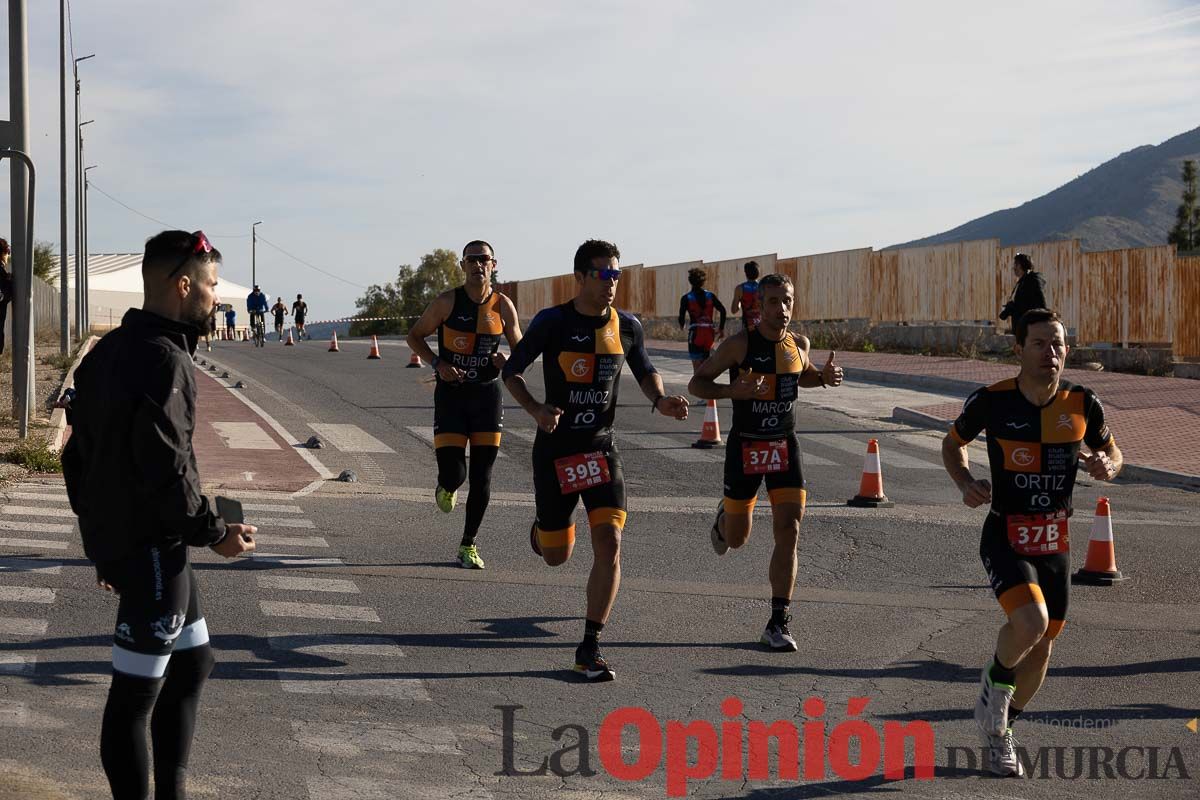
left=689, top=273, right=844, bottom=652
left=941, top=308, right=1122, bottom=778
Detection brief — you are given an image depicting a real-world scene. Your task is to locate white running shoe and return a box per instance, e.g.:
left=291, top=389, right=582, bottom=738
left=974, top=665, right=1015, bottom=737
left=983, top=728, right=1025, bottom=777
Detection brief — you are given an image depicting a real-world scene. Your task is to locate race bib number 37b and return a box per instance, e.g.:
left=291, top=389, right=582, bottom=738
left=742, top=439, right=788, bottom=475
left=1005, top=511, right=1069, bottom=556
left=554, top=451, right=611, bottom=494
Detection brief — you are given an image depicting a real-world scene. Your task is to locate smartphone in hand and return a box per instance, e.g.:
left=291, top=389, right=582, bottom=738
left=215, top=495, right=244, bottom=525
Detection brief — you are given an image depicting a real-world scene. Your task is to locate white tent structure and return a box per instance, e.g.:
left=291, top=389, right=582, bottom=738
left=52, top=254, right=257, bottom=331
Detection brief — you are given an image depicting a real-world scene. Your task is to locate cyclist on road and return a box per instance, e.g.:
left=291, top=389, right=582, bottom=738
left=730, top=260, right=762, bottom=332
left=690, top=273, right=843, bottom=653
left=678, top=267, right=726, bottom=374
left=406, top=240, right=521, bottom=570
left=502, top=239, right=689, bottom=682
left=271, top=296, right=289, bottom=342
left=941, top=308, right=1122, bottom=777
left=246, top=286, right=269, bottom=342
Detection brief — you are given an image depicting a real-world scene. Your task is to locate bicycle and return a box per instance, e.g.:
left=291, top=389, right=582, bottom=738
left=251, top=312, right=267, bottom=347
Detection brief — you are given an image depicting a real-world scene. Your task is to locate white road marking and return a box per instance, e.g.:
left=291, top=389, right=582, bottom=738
left=248, top=517, right=316, bottom=529
left=6, top=492, right=70, bottom=503
left=0, top=538, right=69, bottom=551
left=249, top=554, right=344, bottom=567
left=257, top=576, right=359, bottom=593
left=291, top=721, right=460, bottom=757
left=306, top=777, right=490, bottom=800
left=809, top=434, right=941, bottom=469
left=0, top=520, right=75, bottom=534
left=267, top=633, right=403, bottom=657
left=0, top=558, right=63, bottom=575
left=280, top=676, right=430, bottom=701
left=260, top=601, right=380, bottom=622
left=0, top=617, right=49, bottom=636
left=0, top=506, right=75, bottom=518
left=242, top=503, right=304, bottom=514
left=0, top=655, right=37, bottom=675
left=0, top=587, right=55, bottom=604
left=211, top=421, right=281, bottom=450
left=309, top=424, right=395, bottom=453
left=252, top=535, right=328, bottom=548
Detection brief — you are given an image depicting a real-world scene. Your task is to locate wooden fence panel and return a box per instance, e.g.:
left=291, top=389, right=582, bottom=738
left=649, top=260, right=704, bottom=318
left=1000, top=240, right=1082, bottom=331
left=1175, top=257, right=1200, bottom=358
left=1079, top=250, right=1124, bottom=343
left=1124, top=246, right=1173, bottom=343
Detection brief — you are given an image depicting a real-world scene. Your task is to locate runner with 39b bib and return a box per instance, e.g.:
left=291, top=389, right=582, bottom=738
left=406, top=240, right=522, bottom=570
left=942, top=308, right=1122, bottom=778
left=690, top=273, right=843, bottom=653
left=503, top=239, right=689, bottom=682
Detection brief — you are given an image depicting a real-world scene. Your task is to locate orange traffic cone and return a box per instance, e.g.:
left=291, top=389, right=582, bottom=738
left=285, top=329, right=295, bottom=346
left=847, top=438, right=894, bottom=508
left=1072, top=497, right=1127, bottom=585
left=328, top=332, right=340, bottom=352
left=691, top=399, right=723, bottom=449
left=405, top=350, right=422, bottom=368
left=367, top=335, right=383, bottom=360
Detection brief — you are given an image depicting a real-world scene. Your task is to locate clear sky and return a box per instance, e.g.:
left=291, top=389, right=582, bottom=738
left=4, top=1, right=1200, bottom=318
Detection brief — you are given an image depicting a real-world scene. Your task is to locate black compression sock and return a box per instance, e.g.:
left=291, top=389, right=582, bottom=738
left=582, top=619, right=604, bottom=649
left=990, top=653, right=1017, bottom=685
left=101, top=671, right=163, bottom=800
left=150, top=644, right=215, bottom=800
left=770, top=597, right=790, bottom=626
left=1008, top=706, right=1023, bottom=725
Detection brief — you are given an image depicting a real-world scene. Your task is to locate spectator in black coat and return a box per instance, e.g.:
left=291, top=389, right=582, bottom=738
left=0, top=238, right=13, bottom=355
left=999, top=252, right=1047, bottom=330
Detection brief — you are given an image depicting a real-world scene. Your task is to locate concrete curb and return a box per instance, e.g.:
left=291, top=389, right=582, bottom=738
left=891, top=405, right=1200, bottom=491
left=850, top=368, right=980, bottom=397
left=50, top=336, right=99, bottom=453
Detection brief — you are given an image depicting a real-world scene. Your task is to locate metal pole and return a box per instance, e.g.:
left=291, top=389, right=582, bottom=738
left=9, top=0, right=33, bottom=426
left=84, top=164, right=96, bottom=335
left=59, top=0, right=69, bottom=353
left=252, top=221, right=262, bottom=287
left=73, top=55, right=93, bottom=337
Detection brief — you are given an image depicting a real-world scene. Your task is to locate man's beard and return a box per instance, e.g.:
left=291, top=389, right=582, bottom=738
left=183, top=297, right=211, bottom=332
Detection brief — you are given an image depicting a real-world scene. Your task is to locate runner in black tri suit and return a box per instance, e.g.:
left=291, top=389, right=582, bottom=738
left=271, top=297, right=289, bottom=341
left=407, top=240, right=521, bottom=570
left=678, top=266, right=727, bottom=373
left=292, top=294, right=308, bottom=340
left=691, top=273, right=843, bottom=652
left=942, top=308, right=1122, bottom=777
left=503, top=239, right=689, bottom=682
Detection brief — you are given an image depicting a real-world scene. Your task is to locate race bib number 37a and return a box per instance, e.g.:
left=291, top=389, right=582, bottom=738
left=554, top=451, right=611, bottom=494
left=1005, top=511, right=1069, bottom=556
left=742, top=439, right=788, bottom=475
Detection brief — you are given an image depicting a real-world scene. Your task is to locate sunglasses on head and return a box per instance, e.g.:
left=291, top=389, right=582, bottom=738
left=464, top=254, right=494, bottom=265
left=167, top=231, right=213, bottom=278
left=586, top=268, right=621, bottom=281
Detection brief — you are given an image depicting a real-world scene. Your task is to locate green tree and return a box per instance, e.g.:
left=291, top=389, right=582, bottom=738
left=33, top=240, right=57, bottom=285
left=351, top=248, right=461, bottom=336
left=1168, top=159, right=1199, bottom=253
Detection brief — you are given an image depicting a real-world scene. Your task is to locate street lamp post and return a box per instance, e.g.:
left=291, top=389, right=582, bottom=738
left=252, top=220, right=262, bottom=287
left=58, top=0, right=69, bottom=353
left=83, top=164, right=97, bottom=334
left=73, top=54, right=94, bottom=337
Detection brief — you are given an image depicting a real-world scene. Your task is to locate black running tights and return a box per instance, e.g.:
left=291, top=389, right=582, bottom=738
left=436, top=444, right=500, bottom=544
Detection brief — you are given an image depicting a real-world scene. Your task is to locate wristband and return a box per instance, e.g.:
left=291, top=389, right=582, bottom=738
left=651, top=395, right=665, bottom=413
left=430, top=356, right=441, bottom=369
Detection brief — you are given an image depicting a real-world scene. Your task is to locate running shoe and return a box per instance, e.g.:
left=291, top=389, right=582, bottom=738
left=573, top=644, right=616, bottom=682
left=974, top=665, right=1015, bottom=738
left=710, top=502, right=729, bottom=555
left=457, top=544, right=485, bottom=570
left=983, top=728, right=1025, bottom=777
left=435, top=485, right=457, bottom=513
left=530, top=519, right=542, bottom=556
left=760, top=617, right=799, bottom=652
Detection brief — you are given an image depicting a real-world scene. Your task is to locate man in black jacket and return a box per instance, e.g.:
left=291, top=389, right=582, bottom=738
left=63, top=230, right=257, bottom=800
left=999, top=253, right=1048, bottom=331
left=0, top=237, right=13, bottom=354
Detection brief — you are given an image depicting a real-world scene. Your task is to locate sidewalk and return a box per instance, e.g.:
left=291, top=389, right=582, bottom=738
left=646, top=337, right=1200, bottom=486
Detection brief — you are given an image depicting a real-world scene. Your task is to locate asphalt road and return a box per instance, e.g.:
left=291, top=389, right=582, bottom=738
left=2, top=335, right=1198, bottom=799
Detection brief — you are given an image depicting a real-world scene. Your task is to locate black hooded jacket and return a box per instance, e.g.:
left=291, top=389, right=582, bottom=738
left=62, top=308, right=226, bottom=565
left=999, top=270, right=1048, bottom=324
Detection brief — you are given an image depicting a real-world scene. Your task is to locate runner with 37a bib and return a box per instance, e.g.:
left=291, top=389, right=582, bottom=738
left=941, top=308, right=1122, bottom=778
left=406, top=240, right=521, bottom=570
left=689, top=273, right=844, bottom=652
left=503, top=239, right=689, bottom=682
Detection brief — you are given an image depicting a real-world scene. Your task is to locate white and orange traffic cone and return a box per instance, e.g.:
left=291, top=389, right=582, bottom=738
left=847, top=438, right=894, bottom=508
left=405, top=350, right=422, bottom=368
left=285, top=328, right=295, bottom=346
left=367, top=335, right=383, bottom=360
left=328, top=332, right=340, bottom=352
left=1072, top=497, right=1127, bottom=585
left=691, top=399, right=723, bottom=449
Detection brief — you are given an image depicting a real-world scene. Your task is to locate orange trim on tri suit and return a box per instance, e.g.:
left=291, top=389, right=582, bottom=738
left=594, top=310, right=624, bottom=355
left=768, top=487, right=807, bottom=508
left=948, top=425, right=969, bottom=446
left=1045, top=619, right=1065, bottom=640
left=469, top=431, right=502, bottom=447
left=433, top=433, right=469, bottom=449
left=537, top=525, right=575, bottom=549
left=723, top=495, right=757, bottom=516
left=475, top=292, right=505, bottom=335
left=998, top=583, right=1045, bottom=615
left=587, top=507, right=627, bottom=530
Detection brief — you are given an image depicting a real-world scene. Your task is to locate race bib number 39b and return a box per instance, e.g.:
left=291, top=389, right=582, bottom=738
left=742, top=439, right=788, bottom=475
left=1005, top=511, right=1069, bottom=556
left=554, top=451, right=611, bottom=494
